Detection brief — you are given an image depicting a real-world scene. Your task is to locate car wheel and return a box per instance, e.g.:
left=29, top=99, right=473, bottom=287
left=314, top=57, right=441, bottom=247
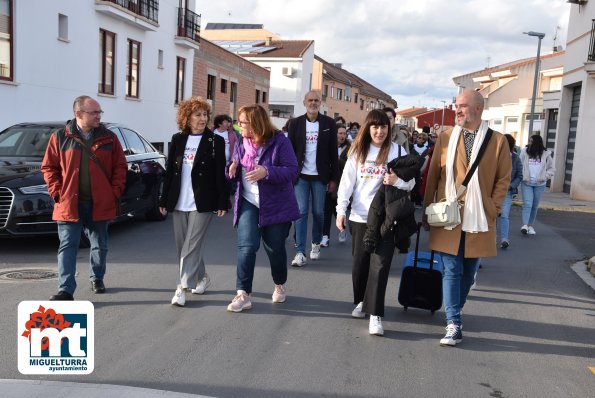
left=145, top=183, right=167, bottom=221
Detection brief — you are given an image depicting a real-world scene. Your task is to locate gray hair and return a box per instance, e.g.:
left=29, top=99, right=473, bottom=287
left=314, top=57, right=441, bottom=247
left=72, top=95, right=93, bottom=115
left=303, top=90, right=321, bottom=101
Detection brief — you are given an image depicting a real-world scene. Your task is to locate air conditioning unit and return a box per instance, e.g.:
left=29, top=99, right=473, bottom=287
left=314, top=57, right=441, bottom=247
left=282, top=67, right=293, bottom=77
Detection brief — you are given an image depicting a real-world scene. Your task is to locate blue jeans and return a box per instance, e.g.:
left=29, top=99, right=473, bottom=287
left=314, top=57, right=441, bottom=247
left=521, top=182, right=546, bottom=225
left=236, top=200, right=290, bottom=294
left=57, top=201, right=109, bottom=295
left=498, top=192, right=513, bottom=241
left=440, top=234, right=480, bottom=324
left=294, top=177, right=326, bottom=253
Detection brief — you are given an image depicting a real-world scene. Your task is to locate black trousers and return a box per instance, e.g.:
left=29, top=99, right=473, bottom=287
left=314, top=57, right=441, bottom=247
left=322, top=192, right=336, bottom=237
left=350, top=221, right=396, bottom=317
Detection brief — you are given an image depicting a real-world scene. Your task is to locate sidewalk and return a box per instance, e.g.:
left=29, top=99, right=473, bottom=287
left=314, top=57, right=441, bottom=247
left=514, top=190, right=595, bottom=213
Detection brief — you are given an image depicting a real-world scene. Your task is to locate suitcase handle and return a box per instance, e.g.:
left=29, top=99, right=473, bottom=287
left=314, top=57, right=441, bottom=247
left=413, top=222, right=436, bottom=270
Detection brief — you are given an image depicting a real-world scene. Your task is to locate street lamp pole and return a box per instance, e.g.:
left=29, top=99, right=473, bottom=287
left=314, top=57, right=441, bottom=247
left=523, top=31, right=545, bottom=137
left=441, top=100, right=446, bottom=132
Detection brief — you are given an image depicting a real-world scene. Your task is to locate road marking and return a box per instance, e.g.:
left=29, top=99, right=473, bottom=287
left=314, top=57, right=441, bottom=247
left=589, top=367, right=595, bottom=375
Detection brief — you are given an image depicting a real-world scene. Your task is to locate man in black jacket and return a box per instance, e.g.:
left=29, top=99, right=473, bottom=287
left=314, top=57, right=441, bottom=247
left=287, top=90, right=339, bottom=266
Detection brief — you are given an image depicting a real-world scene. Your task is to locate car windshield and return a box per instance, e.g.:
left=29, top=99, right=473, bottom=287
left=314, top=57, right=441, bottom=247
left=0, top=126, right=54, bottom=158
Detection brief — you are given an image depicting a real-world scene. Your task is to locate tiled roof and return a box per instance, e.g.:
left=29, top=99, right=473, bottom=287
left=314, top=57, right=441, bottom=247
left=243, top=40, right=314, bottom=58
left=397, top=107, right=428, bottom=117
left=453, top=51, right=565, bottom=80
left=205, top=23, right=264, bottom=30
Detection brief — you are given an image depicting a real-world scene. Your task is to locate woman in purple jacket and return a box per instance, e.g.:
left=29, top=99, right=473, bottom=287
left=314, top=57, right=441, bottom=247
left=226, top=104, right=300, bottom=312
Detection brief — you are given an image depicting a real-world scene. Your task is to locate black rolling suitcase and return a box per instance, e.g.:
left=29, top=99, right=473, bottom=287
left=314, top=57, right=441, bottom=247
left=397, top=222, right=443, bottom=313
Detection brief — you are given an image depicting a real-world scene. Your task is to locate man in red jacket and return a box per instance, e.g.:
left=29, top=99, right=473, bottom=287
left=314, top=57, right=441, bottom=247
left=42, top=96, right=127, bottom=300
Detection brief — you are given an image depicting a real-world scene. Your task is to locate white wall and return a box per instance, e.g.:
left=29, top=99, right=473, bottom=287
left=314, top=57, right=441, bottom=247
left=0, top=0, right=195, bottom=147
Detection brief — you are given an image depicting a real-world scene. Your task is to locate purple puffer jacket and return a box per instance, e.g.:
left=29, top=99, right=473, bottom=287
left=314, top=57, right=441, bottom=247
left=228, top=131, right=300, bottom=227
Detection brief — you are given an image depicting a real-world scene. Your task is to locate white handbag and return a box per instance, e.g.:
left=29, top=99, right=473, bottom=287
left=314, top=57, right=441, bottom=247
left=425, top=198, right=461, bottom=227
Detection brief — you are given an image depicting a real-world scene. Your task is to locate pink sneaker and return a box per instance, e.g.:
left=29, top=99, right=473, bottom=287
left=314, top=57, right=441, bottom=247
left=272, top=284, right=286, bottom=303
left=227, top=290, right=252, bottom=312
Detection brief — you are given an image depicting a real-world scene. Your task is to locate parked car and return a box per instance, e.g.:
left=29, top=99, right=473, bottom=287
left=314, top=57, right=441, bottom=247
left=0, top=122, right=167, bottom=242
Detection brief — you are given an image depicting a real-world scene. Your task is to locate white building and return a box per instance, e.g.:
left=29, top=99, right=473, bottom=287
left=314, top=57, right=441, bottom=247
left=553, top=0, right=595, bottom=201
left=0, top=0, right=200, bottom=152
left=201, top=24, right=315, bottom=128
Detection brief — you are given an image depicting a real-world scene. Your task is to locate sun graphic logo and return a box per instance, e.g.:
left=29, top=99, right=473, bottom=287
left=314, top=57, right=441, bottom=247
left=18, top=301, right=94, bottom=375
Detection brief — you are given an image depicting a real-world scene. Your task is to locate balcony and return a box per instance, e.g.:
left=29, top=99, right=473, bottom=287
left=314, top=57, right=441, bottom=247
left=174, top=8, right=201, bottom=50
left=95, top=0, right=159, bottom=31
left=586, top=19, right=595, bottom=77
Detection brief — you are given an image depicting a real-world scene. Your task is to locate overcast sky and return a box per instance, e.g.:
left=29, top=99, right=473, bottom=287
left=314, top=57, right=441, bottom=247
left=197, top=0, right=570, bottom=110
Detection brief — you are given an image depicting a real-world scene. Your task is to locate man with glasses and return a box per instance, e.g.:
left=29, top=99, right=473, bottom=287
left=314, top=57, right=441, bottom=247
left=42, top=95, right=127, bottom=300
left=287, top=90, right=338, bottom=266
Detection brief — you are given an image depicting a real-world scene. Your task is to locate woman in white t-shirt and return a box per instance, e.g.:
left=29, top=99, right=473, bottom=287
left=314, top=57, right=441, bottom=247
left=519, top=134, right=554, bottom=235
left=159, top=97, right=229, bottom=307
left=336, top=110, right=415, bottom=337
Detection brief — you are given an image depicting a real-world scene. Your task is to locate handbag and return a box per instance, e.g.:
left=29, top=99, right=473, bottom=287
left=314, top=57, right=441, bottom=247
left=425, top=129, right=493, bottom=227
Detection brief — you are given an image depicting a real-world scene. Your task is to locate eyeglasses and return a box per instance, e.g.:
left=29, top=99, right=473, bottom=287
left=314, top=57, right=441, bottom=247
left=81, top=110, right=104, bottom=117
left=238, top=120, right=250, bottom=126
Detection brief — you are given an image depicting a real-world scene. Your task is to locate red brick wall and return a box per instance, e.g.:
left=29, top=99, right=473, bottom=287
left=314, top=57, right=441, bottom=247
left=193, top=39, right=270, bottom=126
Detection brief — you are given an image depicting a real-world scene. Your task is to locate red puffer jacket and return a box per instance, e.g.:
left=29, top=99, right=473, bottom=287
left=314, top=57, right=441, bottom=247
left=41, top=120, right=127, bottom=222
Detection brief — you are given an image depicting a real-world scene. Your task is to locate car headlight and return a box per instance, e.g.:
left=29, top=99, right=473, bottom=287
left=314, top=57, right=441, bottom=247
left=18, top=184, right=49, bottom=195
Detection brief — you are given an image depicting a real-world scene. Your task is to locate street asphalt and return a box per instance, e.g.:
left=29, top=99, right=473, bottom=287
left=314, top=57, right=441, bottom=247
left=1, top=190, right=594, bottom=397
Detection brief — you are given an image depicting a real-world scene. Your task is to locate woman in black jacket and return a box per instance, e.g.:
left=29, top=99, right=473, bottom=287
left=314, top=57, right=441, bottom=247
left=159, top=96, right=228, bottom=307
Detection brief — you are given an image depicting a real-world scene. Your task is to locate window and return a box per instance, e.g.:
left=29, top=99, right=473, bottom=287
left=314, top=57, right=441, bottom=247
left=126, top=39, right=140, bottom=98
left=262, top=91, right=267, bottom=104
left=255, top=89, right=260, bottom=103
left=336, top=88, right=343, bottom=101
left=330, top=86, right=334, bottom=98
left=230, top=82, right=237, bottom=103
left=549, top=76, right=562, bottom=91
left=58, top=14, right=68, bottom=41
left=121, top=128, right=146, bottom=155
left=354, top=93, right=358, bottom=103
left=0, top=0, right=13, bottom=81
left=220, top=78, right=227, bottom=93
left=175, top=56, right=185, bottom=104
left=207, top=74, right=216, bottom=100
left=323, top=85, right=328, bottom=97
left=360, top=98, right=364, bottom=110
left=98, top=29, right=115, bottom=95
left=157, top=49, right=163, bottom=69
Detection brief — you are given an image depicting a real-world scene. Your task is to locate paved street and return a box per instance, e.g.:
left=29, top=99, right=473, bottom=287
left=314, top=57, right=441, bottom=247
left=1, top=205, right=594, bottom=398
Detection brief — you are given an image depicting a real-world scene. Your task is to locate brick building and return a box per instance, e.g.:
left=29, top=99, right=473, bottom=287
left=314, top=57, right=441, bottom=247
left=193, top=37, right=270, bottom=124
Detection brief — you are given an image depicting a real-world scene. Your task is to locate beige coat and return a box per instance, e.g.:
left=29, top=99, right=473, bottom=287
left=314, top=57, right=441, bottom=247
left=423, top=128, right=511, bottom=257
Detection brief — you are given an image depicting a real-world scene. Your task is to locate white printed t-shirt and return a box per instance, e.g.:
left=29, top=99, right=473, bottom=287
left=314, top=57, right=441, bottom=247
left=336, top=143, right=414, bottom=223
left=214, top=129, right=231, bottom=162
left=175, top=134, right=202, bottom=211
left=301, top=120, right=319, bottom=175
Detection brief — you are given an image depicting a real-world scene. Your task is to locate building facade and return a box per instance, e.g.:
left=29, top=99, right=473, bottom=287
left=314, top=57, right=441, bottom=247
left=192, top=37, right=270, bottom=123
left=0, top=0, right=199, bottom=152
left=552, top=0, right=595, bottom=200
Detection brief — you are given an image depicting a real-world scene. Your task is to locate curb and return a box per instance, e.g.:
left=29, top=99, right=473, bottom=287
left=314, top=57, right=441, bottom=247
left=571, top=261, right=595, bottom=292
left=512, top=200, right=595, bottom=214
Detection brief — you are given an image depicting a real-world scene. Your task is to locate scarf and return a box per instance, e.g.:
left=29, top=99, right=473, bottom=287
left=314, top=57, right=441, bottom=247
left=241, top=137, right=259, bottom=172
left=445, top=120, right=489, bottom=232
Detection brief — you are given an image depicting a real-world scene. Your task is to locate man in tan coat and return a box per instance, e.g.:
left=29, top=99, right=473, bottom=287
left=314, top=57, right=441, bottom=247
left=423, top=90, right=511, bottom=346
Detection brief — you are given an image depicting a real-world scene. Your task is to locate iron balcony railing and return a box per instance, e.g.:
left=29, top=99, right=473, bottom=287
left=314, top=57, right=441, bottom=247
left=103, top=0, right=159, bottom=23
left=177, top=7, right=201, bottom=43
left=588, top=19, right=595, bottom=62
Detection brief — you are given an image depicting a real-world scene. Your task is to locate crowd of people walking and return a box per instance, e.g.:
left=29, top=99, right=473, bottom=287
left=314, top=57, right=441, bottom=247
left=43, top=90, right=554, bottom=346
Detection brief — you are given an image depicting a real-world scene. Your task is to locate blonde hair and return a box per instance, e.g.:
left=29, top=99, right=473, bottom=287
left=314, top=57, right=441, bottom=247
left=238, top=104, right=277, bottom=146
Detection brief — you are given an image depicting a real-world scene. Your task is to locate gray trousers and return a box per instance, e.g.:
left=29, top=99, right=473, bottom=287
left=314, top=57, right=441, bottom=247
left=173, top=210, right=213, bottom=289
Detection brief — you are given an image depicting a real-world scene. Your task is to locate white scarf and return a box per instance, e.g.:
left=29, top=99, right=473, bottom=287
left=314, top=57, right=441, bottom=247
left=445, top=120, right=489, bottom=232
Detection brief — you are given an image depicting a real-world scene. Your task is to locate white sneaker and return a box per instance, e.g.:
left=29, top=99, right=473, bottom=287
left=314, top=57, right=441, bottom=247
left=272, top=284, right=286, bottom=303
left=171, top=287, right=186, bottom=307
left=291, top=252, right=307, bottom=267
left=310, top=243, right=321, bottom=260
left=191, top=274, right=211, bottom=294
left=351, top=302, right=365, bottom=318
left=521, top=225, right=528, bottom=235
left=527, top=226, right=536, bottom=235
left=369, top=316, right=384, bottom=336
left=227, top=290, right=252, bottom=312
left=338, top=230, right=347, bottom=243
left=320, top=235, right=330, bottom=247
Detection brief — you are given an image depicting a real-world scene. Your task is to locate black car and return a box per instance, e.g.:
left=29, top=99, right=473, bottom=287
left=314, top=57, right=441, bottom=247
left=0, top=122, right=167, bottom=240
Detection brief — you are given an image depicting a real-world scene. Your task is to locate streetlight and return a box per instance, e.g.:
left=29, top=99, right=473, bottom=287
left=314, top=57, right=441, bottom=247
left=523, top=31, right=545, bottom=136
left=440, top=100, right=447, bottom=132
